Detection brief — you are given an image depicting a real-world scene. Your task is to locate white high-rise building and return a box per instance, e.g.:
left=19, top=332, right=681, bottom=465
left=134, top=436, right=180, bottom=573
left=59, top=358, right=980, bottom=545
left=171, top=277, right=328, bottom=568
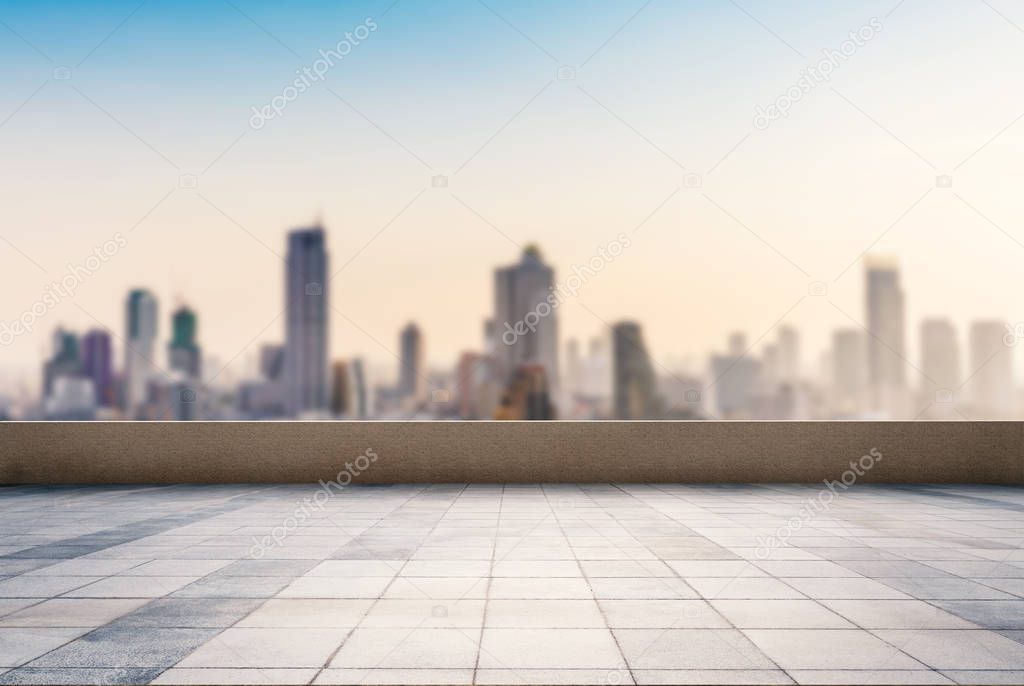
left=831, top=328, right=866, bottom=417
left=125, top=289, right=157, bottom=417
left=968, top=320, right=1014, bottom=418
left=398, top=322, right=424, bottom=402
left=710, top=332, right=761, bottom=419
left=865, top=256, right=907, bottom=415
left=582, top=336, right=612, bottom=401
left=778, top=325, right=800, bottom=384
left=494, top=245, right=559, bottom=406
left=566, top=338, right=582, bottom=399
left=284, top=226, right=329, bottom=417
left=920, top=319, right=960, bottom=391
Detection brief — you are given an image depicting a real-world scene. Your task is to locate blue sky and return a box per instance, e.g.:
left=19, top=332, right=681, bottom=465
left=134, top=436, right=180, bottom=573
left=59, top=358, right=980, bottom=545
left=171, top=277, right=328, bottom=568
left=2, top=0, right=1024, bottom=389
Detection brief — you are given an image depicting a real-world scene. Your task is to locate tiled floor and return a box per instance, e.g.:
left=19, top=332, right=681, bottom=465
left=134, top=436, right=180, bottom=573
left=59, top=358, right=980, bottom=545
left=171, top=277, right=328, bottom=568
left=0, top=484, right=1022, bottom=684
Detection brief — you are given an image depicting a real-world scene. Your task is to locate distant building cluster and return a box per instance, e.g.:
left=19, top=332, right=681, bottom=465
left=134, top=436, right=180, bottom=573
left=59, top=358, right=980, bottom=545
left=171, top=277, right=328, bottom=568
left=22, top=225, right=1020, bottom=421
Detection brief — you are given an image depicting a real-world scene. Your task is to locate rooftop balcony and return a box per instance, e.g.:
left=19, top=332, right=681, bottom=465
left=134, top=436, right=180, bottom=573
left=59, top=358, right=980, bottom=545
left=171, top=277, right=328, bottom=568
left=1, top=422, right=1022, bottom=685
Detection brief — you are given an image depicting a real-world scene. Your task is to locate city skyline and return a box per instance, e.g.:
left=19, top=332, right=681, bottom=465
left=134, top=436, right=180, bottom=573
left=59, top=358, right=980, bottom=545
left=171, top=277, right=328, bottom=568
left=5, top=229, right=1024, bottom=395
left=18, top=219, right=1024, bottom=421
left=3, top=0, right=1024, bottom=394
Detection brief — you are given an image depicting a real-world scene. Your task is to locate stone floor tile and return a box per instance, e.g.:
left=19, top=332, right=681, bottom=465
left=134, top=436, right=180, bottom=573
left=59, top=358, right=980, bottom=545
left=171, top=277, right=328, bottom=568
left=479, top=628, right=624, bottom=670
left=328, top=627, right=480, bottom=669
left=615, top=628, right=776, bottom=670
left=743, top=629, right=925, bottom=670
left=877, top=629, right=1024, bottom=670
left=174, top=627, right=350, bottom=669
left=0, top=628, right=88, bottom=668
left=0, top=599, right=148, bottom=628
left=821, top=599, right=980, bottom=629
left=599, top=599, right=730, bottom=628
left=710, top=599, right=853, bottom=628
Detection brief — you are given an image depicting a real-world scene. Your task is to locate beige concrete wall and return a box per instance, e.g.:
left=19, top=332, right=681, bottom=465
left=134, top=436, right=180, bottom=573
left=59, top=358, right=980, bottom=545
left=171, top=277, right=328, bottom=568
left=1, top=421, right=1021, bottom=484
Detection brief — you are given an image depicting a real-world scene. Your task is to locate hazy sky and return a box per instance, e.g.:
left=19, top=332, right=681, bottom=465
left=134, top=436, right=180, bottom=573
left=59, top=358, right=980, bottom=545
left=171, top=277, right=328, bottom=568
left=2, top=0, right=1024, bottom=392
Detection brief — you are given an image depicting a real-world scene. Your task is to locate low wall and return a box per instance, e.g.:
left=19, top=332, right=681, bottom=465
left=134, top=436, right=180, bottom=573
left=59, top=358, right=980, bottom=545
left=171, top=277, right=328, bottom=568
left=1, top=421, right=1021, bottom=484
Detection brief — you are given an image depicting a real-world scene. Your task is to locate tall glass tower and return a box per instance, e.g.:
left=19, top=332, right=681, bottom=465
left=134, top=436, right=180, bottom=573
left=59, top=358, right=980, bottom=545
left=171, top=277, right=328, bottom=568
left=284, top=226, right=329, bottom=416
left=125, top=289, right=157, bottom=415
left=169, top=305, right=201, bottom=378
left=494, top=245, right=559, bottom=407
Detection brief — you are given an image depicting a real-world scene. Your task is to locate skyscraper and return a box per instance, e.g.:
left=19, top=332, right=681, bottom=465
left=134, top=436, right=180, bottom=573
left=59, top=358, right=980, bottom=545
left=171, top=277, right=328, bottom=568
left=168, top=305, right=201, bottom=378
left=494, top=245, right=559, bottom=406
left=831, top=328, right=866, bottom=416
left=284, top=226, right=329, bottom=416
left=711, top=332, right=761, bottom=419
left=398, top=322, right=424, bottom=402
left=778, top=325, right=800, bottom=384
left=259, top=344, right=285, bottom=381
left=762, top=343, right=780, bottom=388
left=920, top=319, right=960, bottom=394
left=865, top=256, right=906, bottom=414
left=566, top=338, right=582, bottom=399
left=494, top=363, right=555, bottom=420
left=82, top=329, right=113, bottom=407
left=612, top=321, right=662, bottom=419
left=125, top=289, right=158, bottom=416
left=43, top=328, right=81, bottom=399
left=968, top=320, right=1014, bottom=417
left=331, top=360, right=349, bottom=417
left=582, top=336, right=612, bottom=401
left=349, top=358, right=369, bottom=419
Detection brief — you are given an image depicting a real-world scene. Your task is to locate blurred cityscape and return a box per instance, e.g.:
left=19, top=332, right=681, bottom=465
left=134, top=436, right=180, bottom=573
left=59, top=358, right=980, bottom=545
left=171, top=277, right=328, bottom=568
left=10, top=224, right=1021, bottom=421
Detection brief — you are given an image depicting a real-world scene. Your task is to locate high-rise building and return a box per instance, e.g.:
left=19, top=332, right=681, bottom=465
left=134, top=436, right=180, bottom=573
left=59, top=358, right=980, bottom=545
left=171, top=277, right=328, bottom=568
left=920, top=319, right=960, bottom=394
left=865, top=256, right=906, bottom=413
left=494, top=245, right=559, bottom=406
left=778, top=325, right=800, bottom=384
left=259, top=344, right=285, bottom=381
left=168, top=305, right=201, bottom=378
left=43, top=328, right=81, bottom=399
left=762, top=343, right=780, bottom=388
left=44, top=376, right=96, bottom=420
left=582, top=336, right=612, bottom=400
left=349, top=358, right=369, bottom=419
left=455, top=351, right=483, bottom=419
left=831, top=328, right=866, bottom=417
left=494, top=363, right=555, bottom=420
left=968, top=320, right=1014, bottom=417
left=483, top=319, right=496, bottom=354
left=125, top=289, right=158, bottom=415
left=239, top=342, right=286, bottom=418
left=711, top=332, right=761, bottom=419
left=284, top=226, right=329, bottom=416
left=81, top=329, right=113, bottom=407
left=331, top=360, right=349, bottom=416
left=612, top=321, right=662, bottom=419
left=398, top=322, right=424, bottom=402
left=566, top=338, right=582, bottom=398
